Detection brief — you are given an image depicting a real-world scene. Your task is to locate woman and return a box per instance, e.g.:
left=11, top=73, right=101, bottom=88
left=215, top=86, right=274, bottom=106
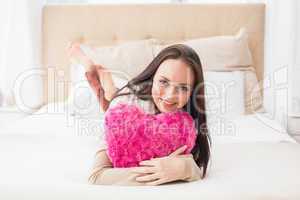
left=68, top=43, right=211, bottom=186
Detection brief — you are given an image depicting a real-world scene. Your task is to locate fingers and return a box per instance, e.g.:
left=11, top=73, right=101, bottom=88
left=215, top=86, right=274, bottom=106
left=169, top=145, right=187, bottom=157
left=145, top=178, right=168, bottom=186
left=177, top=154, right=193, bottom=159
left=135, top=173, right=160, bottom=182
left=131, top=166, right=157, bottom=174
left=139, top=159, right=158, bottom=166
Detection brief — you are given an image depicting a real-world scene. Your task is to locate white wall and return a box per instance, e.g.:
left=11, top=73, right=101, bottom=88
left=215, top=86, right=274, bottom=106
left=244, top=0, right=300, bottom=128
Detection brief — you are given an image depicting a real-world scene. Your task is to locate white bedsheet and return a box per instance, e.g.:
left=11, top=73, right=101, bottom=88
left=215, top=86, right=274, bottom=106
left=0, top=111, right=300, bottom=200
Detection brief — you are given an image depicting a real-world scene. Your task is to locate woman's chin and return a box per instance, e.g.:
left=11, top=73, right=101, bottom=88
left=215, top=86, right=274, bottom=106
left=158, top=104, right=177, bottom=113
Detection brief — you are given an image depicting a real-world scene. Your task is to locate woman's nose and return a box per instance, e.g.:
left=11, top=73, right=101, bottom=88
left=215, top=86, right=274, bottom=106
left=163, top=86, right=177, bottom=100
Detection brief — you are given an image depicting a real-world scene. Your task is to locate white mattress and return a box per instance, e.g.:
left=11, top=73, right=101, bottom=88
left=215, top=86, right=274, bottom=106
left=1, top=109, right=300, bottom=200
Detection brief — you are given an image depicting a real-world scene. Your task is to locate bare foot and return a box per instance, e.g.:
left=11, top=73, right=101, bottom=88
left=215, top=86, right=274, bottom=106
left=68, top=42, right=94, bottom=68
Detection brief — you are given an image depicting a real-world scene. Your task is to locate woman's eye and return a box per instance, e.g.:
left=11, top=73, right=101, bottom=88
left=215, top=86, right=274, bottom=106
left=179, top=86, right=189, bottom=92
left=159, top=80, right=168, bottom=86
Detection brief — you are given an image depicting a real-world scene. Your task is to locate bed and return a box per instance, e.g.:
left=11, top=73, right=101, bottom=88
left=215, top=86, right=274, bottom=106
left=1, top=104, right=300, bottom=199
left=1, top=3, right=300, bottom=200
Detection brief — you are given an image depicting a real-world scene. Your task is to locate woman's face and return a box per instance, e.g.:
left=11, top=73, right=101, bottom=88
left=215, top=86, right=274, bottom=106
left=151, top=58, right=195, bottom=113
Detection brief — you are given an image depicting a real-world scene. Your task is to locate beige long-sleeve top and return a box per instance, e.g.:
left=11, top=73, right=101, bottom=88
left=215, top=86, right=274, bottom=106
left=88, top=86, right=203, bottom=186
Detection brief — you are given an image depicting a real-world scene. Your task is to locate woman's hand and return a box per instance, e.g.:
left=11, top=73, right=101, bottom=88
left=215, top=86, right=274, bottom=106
left=131, top=145, right=194, bottom=186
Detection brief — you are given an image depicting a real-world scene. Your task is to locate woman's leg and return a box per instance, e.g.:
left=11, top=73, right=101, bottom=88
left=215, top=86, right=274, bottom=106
left=68, top=42, right=114, bottom=111
left=85, top=68, right=110, bottom=112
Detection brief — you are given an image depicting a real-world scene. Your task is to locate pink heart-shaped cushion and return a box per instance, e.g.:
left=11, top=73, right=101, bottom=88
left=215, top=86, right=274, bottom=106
left=104, top=103, right=197, bottom=167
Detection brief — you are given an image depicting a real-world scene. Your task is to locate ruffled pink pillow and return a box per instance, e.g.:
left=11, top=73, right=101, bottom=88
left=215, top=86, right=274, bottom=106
left=104, top=104, right=197, bottom=167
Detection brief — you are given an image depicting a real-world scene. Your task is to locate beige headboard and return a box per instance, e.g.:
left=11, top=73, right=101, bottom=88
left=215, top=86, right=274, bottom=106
left=42, top=3, right=265, bottom=104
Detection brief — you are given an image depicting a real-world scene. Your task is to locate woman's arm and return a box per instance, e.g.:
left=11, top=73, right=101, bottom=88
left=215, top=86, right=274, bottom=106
left=89, top=146, right=202, bottom=186
left=132, top=146, right=203, bottom=185
left=88, top=149, right=146, bottom=186
left=181, top=155, right=202, bottom=182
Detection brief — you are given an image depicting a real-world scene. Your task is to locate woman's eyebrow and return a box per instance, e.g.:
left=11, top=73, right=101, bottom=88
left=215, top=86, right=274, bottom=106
left=160, top=76, right=192, bottom=87
left=160, top=76, right=170, bottom=81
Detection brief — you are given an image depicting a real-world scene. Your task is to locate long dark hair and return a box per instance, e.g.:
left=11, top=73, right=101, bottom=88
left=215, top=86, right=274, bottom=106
left=112, top=44, right=211, bottom=178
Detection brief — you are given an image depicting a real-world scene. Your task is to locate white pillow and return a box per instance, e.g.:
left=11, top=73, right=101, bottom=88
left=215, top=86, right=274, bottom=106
left=80, top=39, right=157, bottom=79
left=111, top=74, right=129, bottom=89
left=244, top=69, right=264, bottom=114
left=153, top=28, right=253, bottom=70
left=204, top=71, right=245, bottom=124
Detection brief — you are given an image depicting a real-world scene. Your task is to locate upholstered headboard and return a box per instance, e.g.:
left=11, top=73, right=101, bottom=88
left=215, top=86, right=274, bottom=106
left=42, top=3, right=265, bottom=104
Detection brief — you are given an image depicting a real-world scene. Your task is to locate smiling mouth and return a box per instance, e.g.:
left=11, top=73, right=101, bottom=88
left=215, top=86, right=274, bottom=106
left=160, top=98, right=176, bottom=107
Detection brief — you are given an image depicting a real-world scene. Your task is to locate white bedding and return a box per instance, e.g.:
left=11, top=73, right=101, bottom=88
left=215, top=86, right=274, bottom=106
left=0, top=110, right=300, bottom=200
